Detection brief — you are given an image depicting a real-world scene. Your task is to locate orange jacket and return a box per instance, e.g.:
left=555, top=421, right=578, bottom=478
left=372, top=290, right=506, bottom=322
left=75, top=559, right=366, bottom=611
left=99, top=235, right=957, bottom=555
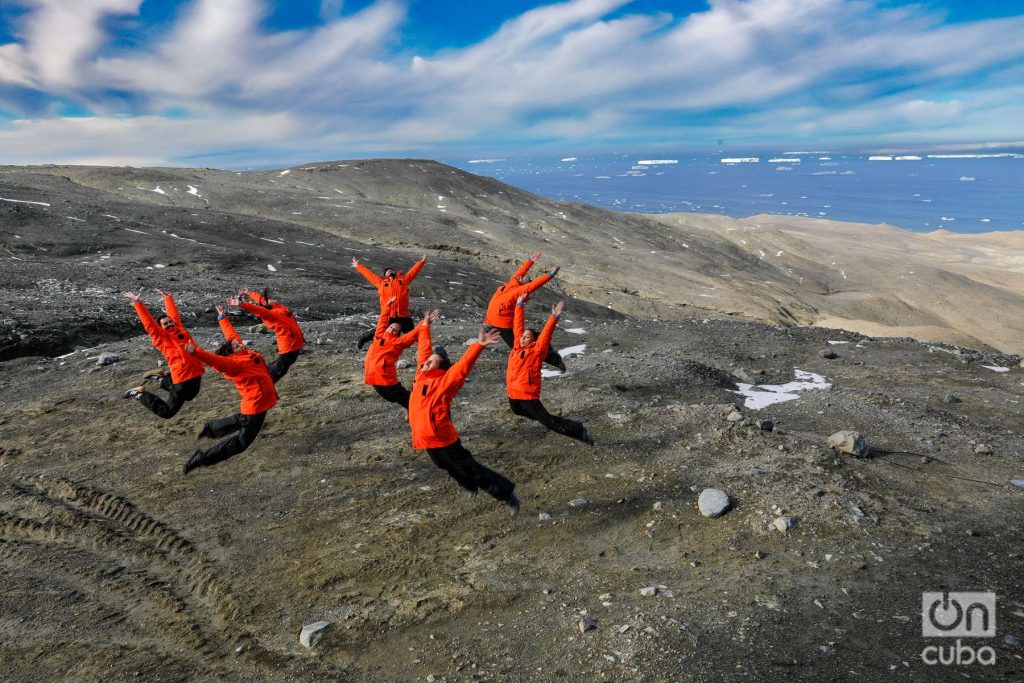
left=218, top=315, right=242, bottom=344
left=240, top=298, right=305, bottom=354
left=484, top=259, right=553, bottom=329
left=408, top=324, right=485, bottom=449
left=191, top=345, right=278, bottom=415
left=356, top=258, right=424, bottom=317
left=506, top=303, right=558, bottom=400
left=364, top=312, right=419, bottom=386
left=133, top=297, right=204, bottom=384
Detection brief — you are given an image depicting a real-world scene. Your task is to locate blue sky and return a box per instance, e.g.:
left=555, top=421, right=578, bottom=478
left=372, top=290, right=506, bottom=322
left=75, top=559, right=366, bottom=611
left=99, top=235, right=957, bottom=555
left=1, top=0, right=1023, bottom=167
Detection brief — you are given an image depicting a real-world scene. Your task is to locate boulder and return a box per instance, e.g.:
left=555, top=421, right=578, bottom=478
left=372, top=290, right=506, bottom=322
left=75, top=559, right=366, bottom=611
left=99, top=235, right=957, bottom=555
left=773, top=516, right=797, bottom=533
left=577, top=616, right=597, bottom=633
left=1011, top=479, right=1024, bottom=490
left=943, top=394, right=962, bottom=404
left=974, top=443, right=994, bottom=455
left=698, top=488, right=732, bottom=518
left=726, top=409, right=743, bottom=422
left=818, top=349, right=838, bottom=359
left=299, top=621, right=333, bottom=649
left=827, top=431, right=870, bottom=458
left=96, top=352, right=120, bottom=366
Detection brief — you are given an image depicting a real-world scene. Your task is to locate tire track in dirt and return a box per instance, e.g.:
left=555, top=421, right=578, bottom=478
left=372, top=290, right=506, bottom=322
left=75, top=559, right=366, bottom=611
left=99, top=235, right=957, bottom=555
left=0, top=479, right=344, bottom=678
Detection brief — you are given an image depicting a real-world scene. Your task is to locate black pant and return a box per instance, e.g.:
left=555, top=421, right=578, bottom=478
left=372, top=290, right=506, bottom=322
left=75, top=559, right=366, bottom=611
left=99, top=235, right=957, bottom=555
left=426, top=440, right=515, bottom=503
left=139, top=376, right=202, bottom=419
left=190, top=412, right=267, bottom=469
left=509, top=398, right=589, bottom=442
left=268, top=350, right=301, bottom=383
left=358, top=316, right=415, bottom=348
left=493, top=327, right=563, bottom=368
left=373, top=383, right=410, bottom=409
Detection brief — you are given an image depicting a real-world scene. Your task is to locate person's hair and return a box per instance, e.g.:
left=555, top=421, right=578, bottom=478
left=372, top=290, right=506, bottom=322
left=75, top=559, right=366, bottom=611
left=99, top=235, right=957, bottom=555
left=432, top=344, right=452, bottom=370
left=384, top=267, right=396, bottom=275
left=260, top=287, right=273, bottom=309
left=157, top=313, right=173, bottom=324
left=215, top=339, right=235, bottom=356
left=525, top=327, right=540, bottom=339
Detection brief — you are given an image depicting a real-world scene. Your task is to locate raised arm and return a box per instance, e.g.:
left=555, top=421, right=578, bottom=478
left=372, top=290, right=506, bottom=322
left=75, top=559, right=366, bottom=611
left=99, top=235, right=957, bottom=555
left=190, top=345, right=238, bottom=376
left=405, top=254, right=426, bottom=282
left=353, top=259, right=382, bottom=288
left=536, top=301, right=563, bottom=354
left=518, top=269, right=555, bottom=297
left=239, top=301, right=276, bottom=323
left=217, top=307, right=242, bottom=343
left=440, top=327, right=501, bottom=396
left=511, top=254, right=537, bottom=282
left=129, top=299, right=161, bottom=340
left=513, top=294, right=527, bottom=342
left=158, top=291, right=185, bottom=328
left=416, top=315, right=434, bottom=372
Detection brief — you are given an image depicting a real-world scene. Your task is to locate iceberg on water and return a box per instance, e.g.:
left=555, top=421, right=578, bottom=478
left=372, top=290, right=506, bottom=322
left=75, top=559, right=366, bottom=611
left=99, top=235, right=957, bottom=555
left=468, top=159, right=505, bottom=164
left=868, top=156, right=893, bottom=161
left=960, top=176, right=975, bottom=181
left=928, top=153, right=1024, bottom=159
left=636, top=160, right=678, bottom=165
left=561, top=157, right=577, bottom=162
left=895, top=156, right=922, bottom=160
left=768, top=158, right=801, bottom=163
left=721, top=157, right=760, bottom=164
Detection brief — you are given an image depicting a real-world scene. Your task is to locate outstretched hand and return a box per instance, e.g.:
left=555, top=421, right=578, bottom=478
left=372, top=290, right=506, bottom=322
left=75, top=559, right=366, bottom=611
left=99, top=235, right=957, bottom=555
left=122, top=290, right=143, bottom=302
left=421, top=253, right=427, bottom=262
left=550, top=265, right=561, bottom=278
left=424, top=309, right=440, bottom=325
left=351, top=257, right=359, bottom=268
left=552, top=300, right=565, bottom=318
left=478, top=327, right=502, bottom=348
left=529, top=251, right=541, bottom=262
left=185, top=343, right=196, bottom=354
left=516, top=293, right=529, bottom=305
left=154, top=288, right=169, bottom=297
left=215, top=305, right=226, bottom=316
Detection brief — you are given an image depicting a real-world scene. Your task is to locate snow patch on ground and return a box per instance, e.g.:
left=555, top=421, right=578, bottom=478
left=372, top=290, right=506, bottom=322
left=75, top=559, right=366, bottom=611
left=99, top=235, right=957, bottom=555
left=187, top=185, right=202, bottom=197
left=732, top=369, right=831, bottom=410
left=267, top=264, right=278, bottom=272
left=983, top=365, right=1009, bottom=373
left=1, top=197, right=50, bottom=207
left=564, top=328, right=586, bottom=334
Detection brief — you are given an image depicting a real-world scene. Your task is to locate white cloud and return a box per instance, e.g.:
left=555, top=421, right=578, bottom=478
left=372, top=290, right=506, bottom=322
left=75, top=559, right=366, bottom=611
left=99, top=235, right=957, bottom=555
left=0, top=0, right=1023, bottom=165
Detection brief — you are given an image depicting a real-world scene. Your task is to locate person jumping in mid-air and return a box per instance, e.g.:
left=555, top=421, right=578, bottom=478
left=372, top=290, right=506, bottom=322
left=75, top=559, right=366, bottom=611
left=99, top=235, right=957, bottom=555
left=227, top=289, right=305, bottom=382
left=364, top=296, right=434, bottom=409
left=410, top=311, right=520, bottom=514
left=181, top=308, right=277, bottom=474
left=484, top=251, right=564, bottom=371
left=122, top=289, right=205, bottom=418
left=353, top=254, right=426, bottom=349
left=507, top=295, right=593, bottom=444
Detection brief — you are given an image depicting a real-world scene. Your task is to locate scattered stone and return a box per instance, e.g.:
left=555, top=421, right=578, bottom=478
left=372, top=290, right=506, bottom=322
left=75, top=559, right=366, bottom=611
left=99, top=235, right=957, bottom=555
left=920, top=456, right=930, bottom=464
left=754, top=550, right=765, bottom=560
left=426, top=675, right=436, bottom=683
left=732, top=368, right=755, bottom=383
left=640, top=586, right=657, bottom=597
left=652, top=501, right=663, bottom=511
left=96, top=352, right=120, bottom=366
left=758, top=419, right=774, bottom=432
left=538, top=512, right=552, bottom=521
left=396, top=359, right=411, bottom=369
left=599, top=593, right=614, bottom=601
left=1005, top=634, right=1019, bottom=646
left=818, top=349, right=838, bottom=359
left=773, top=516, right=797, bottom=533
left=974, top=443, right=993, bottom=455
left=568, top=498, right=590, bottom=508
left=827, top=430, right=870, bottom=458
left=943, top=394, right=962, bottom=404
left=819, top=645, right=836, bottom=655
left=299, top=621, right=334, bottom=649
left=617, top=624, right=631, bottom=634
left=697, top=488, right=732, bottom=518
left=1012, top=480, right=1024, bottom=490
left=725, top=409, right=743, bottom=422
left=543, top=588, right=552, bottom=595
left=578, top=616, right=597, bottom=633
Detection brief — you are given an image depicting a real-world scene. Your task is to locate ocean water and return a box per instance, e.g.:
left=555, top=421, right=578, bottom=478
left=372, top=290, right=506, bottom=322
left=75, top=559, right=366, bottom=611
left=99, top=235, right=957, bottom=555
left=447, top=152, right=1024, bottom=234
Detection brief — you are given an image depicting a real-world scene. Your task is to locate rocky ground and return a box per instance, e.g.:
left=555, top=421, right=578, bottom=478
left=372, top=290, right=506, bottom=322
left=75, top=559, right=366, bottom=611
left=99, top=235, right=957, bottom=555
left=1, top=161, right=1023, bottom=681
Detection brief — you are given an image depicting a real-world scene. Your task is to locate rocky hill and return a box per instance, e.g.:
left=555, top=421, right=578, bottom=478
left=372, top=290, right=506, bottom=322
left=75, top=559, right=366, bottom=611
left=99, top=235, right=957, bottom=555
left=1, top=161, right=1023, bottom=680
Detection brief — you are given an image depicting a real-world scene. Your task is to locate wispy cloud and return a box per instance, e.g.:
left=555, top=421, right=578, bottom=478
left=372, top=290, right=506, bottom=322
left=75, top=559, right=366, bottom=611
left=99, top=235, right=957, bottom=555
left=0, top=0, right=1022, bottom=166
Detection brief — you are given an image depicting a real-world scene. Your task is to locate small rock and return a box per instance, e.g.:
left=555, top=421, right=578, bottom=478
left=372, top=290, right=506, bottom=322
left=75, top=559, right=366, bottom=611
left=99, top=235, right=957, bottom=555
left=758, top=419, right=774, bottom=432
left=1011, top=479, right=1024, bottom=489
left=974, top=443, right=993, bottom=455
left=773, top=516, right=797, bottom=533
left=943, top=394, right=962, bottom=404
left=426, top=676, right=436, bottom=683
left=96, top=352, right=120, bottom=366
left=754, top=550, right=765, bottom=560
left=1005, top=634, right=1019, bottom=646
left=732, top=368, right=755, bottom=383
left=818, top=349, right=838, bottom=359
left=697, top=488, right=732, bottom=518
left=396, top=359, right=411, bottom=369
left=568, top=498, right=590, bottom=508
left=726, top=409, right=743, bottom=422
left=640, top=586, right=657, bottom=597
left=299, top=621, right=333, bottom=649
left=538, top=512, right=552, bottom=521
left=827, top=430, right=870, bottom=458
left=652, top=501, right=663, bottom=511
left=578, top=616, right=597, bottom=633
left=920, top=456, right=930, bottom=464
left=599, top=593, right=613, bottom=601
left=819, top=645, right=835, bottom=655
